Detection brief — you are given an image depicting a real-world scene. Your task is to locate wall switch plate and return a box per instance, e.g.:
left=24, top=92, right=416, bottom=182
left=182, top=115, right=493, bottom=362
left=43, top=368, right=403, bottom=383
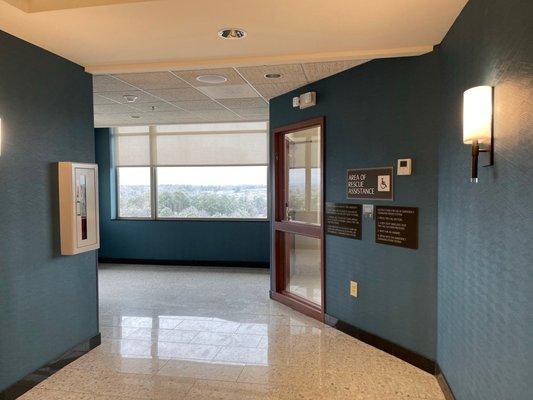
left=350, top=281, right=358, bottom=297
left=363, top=204, right=374, bottom=219
left=397, top=158, right=412, bottom=175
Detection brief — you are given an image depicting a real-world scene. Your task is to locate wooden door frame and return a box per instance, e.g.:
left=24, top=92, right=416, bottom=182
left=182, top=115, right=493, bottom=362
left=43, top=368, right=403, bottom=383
left=271, top=116, right=325, bottom=322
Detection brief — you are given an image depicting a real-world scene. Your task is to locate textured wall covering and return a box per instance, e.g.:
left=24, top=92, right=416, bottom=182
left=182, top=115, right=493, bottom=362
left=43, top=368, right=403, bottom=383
left=270, top=54, right=440, bottom=359
left=0, top=31, right=97, bottom=390
left=95, top=128, right=270, bottom=264
left=436, top=1, right=532, bottom=399
left=270, top=0, right=532, bottom=397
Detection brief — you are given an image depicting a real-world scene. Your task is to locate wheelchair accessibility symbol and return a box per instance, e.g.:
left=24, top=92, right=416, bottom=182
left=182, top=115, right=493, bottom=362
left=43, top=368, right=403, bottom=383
left=377, top=175, right=391, bottom=192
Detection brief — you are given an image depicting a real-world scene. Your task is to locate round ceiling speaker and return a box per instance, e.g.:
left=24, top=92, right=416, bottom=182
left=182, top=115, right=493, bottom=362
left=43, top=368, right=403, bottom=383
left=196, top=74, right=228, bottom=84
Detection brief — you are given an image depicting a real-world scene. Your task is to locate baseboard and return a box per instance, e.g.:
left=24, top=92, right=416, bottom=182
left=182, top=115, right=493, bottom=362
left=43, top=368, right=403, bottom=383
left=324, top=314, right=436, bottom=374
left=0, top=333, right=101, bottom=400
left=436, top=364, right=456, bottom=400
left=98, top=257, right=269, bottom=268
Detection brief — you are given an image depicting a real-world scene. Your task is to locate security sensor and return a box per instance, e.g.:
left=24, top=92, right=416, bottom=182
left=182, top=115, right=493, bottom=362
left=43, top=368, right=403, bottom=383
left=292, top=96, right=300, bottom=108
left=292, top=92, right=316, bottom=109
left=397, top=158, right=412, bottom=175
left=299, top=91, right=316, bottom=109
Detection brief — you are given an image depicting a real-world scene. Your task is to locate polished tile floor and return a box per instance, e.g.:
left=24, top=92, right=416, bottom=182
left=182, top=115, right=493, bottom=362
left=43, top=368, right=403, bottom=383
left=22, top=264, right=444, bottom=399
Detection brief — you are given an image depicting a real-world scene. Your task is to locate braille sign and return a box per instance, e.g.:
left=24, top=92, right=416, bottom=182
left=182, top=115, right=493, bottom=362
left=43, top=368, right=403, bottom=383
left=346, top=167, right=394, bottom=200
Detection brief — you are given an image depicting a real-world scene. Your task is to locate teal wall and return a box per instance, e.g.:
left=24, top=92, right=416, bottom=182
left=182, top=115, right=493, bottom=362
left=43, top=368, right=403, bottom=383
left=270, top=54, right=440, bottom=359
left=270, top=0, right=532, bottom=398
left=0, top=31, right=98, bottom=390
left=95, top=128, right=270, bottom=264
left=437, top=1, right=532, bottom=399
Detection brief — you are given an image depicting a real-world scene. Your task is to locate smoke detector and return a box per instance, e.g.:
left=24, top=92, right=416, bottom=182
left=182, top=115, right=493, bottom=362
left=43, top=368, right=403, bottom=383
left=196, top=75, right=228, bottom=84
left=123, top=94, right=138, bottom=103
left=218, top=28, right=247, bottom=39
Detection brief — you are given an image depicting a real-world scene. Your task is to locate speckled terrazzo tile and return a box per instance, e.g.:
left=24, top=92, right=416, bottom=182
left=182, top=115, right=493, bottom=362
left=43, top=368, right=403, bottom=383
left=17, top=388, right=94, bottom=400
left=157, top=359, right=245, bottom=381
left=156, top=341, right=221, bottom=360
left=189, top=331, right=262, bottom=347
left=174, top=320, right=241, bottom=333
left=183, top=379, right=275, bottom=400
left=213, top=346, right=289, bottom=365
left=67, top=350, right=168, bottom=374
left=237, top=364, right=321, bottom=386
left=82, top=265, right=447, bottom=400
left=99, top=326, right=139, bottom=340
left=34, top=368, right=194, bottom=399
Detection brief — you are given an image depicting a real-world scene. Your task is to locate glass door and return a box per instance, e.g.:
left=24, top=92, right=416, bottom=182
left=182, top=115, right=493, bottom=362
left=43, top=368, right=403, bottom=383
left=273, top=117, right=324, bottom=321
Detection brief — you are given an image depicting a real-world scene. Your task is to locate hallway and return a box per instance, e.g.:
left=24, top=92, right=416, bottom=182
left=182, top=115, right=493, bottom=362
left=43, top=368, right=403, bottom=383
left=20, top=265, right=444, bottom=399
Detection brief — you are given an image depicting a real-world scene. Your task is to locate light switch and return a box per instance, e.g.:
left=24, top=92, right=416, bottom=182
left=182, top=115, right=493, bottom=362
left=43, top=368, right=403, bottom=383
left=350, top=281, right=358, bottom=297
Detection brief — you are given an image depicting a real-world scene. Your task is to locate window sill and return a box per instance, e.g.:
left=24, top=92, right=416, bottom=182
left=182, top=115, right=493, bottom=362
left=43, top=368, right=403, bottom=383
left=113, top=217, right=270, bottom=222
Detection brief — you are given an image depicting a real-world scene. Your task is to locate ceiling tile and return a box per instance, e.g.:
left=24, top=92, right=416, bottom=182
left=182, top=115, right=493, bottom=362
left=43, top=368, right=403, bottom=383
left=148, top=88, right=209, bottom=101
left=94, top=113, right=145, bottom=126
left=233, top=108, right=269, bottom=118
left=94, top=104, right=137, bottom=114
left=93, top=94, right=117, bottom=105
left=129, top=102, right=182, bottom=112
left=253, top=82, right=307, bottom=100
left=237, top=64, right=308, bottom=85
left=93, top=75, right=135, bottom=92
left=142, top=112, right=201, bottom=124
left=197, top=84, right=259, bottom=99
left=302, top=60, right=368, bottom=82
left=197, top=109, right=242, bottom=121
left=98, top=90, right=160, bottom=104
left=171, top=100, right=224, bottom=111
left=174, top=68, right=245, bottom=87
left=217, top=98, right=267, bottom=109
left=112, top=72, right=189, bottom=90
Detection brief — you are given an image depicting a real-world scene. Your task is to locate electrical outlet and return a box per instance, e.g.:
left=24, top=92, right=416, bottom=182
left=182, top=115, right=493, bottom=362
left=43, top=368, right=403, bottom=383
left=350, top=281, right=358, bottom=297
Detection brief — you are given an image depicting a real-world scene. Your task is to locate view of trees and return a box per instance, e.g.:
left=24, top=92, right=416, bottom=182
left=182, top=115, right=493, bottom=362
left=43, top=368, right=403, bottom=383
left=119, top=184, right=267, bottom=219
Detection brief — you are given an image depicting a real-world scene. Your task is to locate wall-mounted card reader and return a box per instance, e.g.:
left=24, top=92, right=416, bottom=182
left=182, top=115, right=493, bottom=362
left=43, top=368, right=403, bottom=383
left=397, top=158, right=413, bottom=175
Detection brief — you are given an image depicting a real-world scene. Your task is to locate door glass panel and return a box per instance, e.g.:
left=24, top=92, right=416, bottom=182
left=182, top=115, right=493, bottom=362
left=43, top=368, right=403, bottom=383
left=286, top=233, right=321, bottom=305
left=285, top=126, right=321, bottom=224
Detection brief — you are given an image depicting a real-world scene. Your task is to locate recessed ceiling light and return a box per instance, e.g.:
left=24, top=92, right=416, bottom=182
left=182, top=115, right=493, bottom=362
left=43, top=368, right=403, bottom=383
left=264, top=73, right=282, bottom=79
left=196, top=74, right=228, bottom=84
left=218, top=28, right=247, bottom=39
left=123, top=94, right=138, bottom=103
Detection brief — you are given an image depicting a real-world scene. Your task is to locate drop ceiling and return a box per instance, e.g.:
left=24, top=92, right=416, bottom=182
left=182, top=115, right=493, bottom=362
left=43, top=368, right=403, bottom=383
left=93, top=61, right=366, bottom=127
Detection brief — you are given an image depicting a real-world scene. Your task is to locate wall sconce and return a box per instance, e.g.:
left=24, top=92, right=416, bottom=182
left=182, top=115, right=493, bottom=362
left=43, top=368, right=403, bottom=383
left=463, top=86, right=494, bottom=182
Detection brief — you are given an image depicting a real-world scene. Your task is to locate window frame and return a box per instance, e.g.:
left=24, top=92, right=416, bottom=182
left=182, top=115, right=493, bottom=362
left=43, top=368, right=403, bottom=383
left=113, top=124, right=270, bottom=222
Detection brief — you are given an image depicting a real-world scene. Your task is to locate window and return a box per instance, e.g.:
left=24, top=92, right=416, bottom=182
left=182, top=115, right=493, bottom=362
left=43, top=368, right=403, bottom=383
left=114, top=122, right=268, bottom=220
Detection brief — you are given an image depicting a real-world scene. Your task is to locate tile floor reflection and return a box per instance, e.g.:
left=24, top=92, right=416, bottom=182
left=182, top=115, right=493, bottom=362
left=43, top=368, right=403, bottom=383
left=20, top=264, right=444, bottom=399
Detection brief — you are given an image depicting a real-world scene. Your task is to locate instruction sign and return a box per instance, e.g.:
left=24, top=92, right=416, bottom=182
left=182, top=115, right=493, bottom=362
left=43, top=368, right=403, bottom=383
left=325, top=203, right=361, bottom=239
left=346, top=167, right=394, bottom=200
left=375, top=206, right=418, bottom=249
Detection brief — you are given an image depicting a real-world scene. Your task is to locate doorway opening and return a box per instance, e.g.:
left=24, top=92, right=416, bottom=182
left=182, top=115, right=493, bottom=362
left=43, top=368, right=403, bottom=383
left=272, top=117, right=325, bottom=321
